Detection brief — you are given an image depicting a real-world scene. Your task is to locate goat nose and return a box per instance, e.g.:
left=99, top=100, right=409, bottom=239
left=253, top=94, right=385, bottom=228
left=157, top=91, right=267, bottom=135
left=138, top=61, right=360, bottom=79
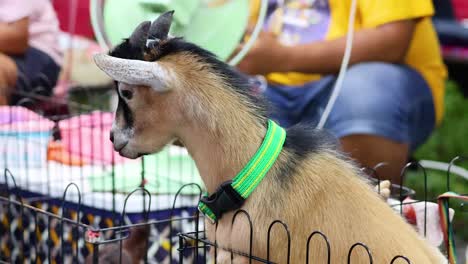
left=110, top=132, right=114, bottom=143
left=113, top=140, right=128, bottom=152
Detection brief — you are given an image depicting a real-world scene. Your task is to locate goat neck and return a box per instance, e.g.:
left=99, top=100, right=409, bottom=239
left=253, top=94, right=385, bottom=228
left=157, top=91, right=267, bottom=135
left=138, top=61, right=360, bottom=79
left=178, top=106, right=266, bottom=194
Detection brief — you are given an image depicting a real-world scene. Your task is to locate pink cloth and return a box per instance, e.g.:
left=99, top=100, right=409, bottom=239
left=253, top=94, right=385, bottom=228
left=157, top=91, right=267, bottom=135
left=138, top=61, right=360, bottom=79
left=452, top=0, right=468, bottom=20
left=59, top=112, right=131, bottom=165
left=0, top=106, right=54, bottom=131
left=0, top=0, right=62, bottom=65
left=0, top=106, right=54, bottom=168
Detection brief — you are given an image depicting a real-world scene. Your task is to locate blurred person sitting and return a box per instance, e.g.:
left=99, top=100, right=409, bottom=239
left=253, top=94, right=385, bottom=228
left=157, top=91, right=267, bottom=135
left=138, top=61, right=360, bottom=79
left=238, top=0, right=447, bottom=183
left=0, top=0, right=62, bottom=105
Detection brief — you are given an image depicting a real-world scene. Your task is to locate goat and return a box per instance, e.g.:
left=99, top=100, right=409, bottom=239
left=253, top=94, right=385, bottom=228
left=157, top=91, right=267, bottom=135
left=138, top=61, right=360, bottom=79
left=85, top=224, right=150, bottom=264
left=94, top=11, right=447, bottom=263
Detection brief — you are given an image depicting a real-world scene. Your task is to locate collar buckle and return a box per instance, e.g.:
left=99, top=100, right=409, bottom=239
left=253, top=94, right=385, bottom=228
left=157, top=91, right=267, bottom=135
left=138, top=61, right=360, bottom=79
left=199, top=181, right=245, bottom=222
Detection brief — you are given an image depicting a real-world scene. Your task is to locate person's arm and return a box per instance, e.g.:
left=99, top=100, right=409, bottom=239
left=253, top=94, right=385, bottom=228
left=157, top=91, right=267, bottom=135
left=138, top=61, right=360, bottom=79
left=0, top=17, right=29, bottom=55
left=237, top=19, right=416, bottom=75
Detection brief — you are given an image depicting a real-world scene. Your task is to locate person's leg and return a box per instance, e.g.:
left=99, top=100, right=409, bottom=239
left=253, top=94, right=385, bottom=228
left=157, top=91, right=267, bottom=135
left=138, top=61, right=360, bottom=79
left=0, top=53, right=18, bottom=105
left=340, top=134, right=409, bottom=182
left=8, top=47, right=61, bottom=105
left=321, top=62, right=435, bottom=183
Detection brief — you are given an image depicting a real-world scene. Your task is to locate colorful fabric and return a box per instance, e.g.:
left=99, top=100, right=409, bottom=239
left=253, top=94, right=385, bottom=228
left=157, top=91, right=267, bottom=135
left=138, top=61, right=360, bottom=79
left=0, top=106, right=54, bottom=130
left=58, top=111, right=128, bottom=165
left=263, top=0, right=447, bottom=124
left=0, top=106, right=54, bottom=168
left=0, top=189, right=199, bottom=263
left=437, top=192, right=468, bottom=264
left=89, top=146, right=202, bottom=194
left=401, top=197, right=455, bottom=248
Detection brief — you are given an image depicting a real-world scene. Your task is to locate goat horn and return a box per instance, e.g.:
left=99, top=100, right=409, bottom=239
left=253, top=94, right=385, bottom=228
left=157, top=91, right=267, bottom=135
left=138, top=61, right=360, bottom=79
left=149, top=10, right=174, bottom=40
left=93, top=53, right=173, bottom=92
left=129, top=21, right=151, bottom=48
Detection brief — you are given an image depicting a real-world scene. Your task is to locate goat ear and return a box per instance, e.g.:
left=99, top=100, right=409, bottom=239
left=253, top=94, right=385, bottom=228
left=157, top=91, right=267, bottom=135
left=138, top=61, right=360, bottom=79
left=94, top=54, right=175, bottom=92
left=129, top=21, right=151, bottom=48
left=149, top=10, right=174, bottom=41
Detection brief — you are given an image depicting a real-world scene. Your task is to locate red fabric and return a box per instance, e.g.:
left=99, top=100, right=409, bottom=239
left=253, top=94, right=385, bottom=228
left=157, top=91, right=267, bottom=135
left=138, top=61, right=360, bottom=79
left=402, top=198, right=417, bottom=225
left=52, top=0, right=95, bottom=39
left=451, top=0, right=468, bottom=20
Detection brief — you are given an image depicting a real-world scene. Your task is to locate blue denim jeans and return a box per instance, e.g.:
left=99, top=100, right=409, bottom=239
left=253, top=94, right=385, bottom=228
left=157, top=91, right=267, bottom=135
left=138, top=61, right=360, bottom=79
left=264, top=62, right=436, bottom=151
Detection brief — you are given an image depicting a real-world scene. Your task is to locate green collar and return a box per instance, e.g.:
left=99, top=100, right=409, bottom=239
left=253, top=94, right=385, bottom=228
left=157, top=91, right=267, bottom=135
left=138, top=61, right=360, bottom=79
left=198, top=120, right=286, bottom=223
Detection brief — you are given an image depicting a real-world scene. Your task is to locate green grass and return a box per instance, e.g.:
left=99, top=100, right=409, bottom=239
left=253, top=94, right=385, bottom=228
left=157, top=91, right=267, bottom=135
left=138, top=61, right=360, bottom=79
left=415, top=81, right=468, bottom=161
left=411, top=81, right=468, bottom=242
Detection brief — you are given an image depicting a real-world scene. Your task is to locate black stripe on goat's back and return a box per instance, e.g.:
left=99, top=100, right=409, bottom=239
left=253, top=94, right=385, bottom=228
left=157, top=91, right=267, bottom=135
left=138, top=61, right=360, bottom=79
left=284, top=124, right=339, bottom=157
left=109, top=37, right=268, bottom=123
left=276, top=124, right=340, bottom=184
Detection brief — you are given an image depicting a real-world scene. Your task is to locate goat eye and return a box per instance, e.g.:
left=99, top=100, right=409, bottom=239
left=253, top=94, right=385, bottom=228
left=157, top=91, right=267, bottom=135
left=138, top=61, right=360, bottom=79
left=120, top=90, right=133, bottom=100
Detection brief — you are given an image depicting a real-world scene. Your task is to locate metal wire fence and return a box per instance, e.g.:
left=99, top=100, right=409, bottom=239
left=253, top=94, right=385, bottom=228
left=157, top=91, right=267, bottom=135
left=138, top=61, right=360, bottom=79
left=3, top=87, right=466, bottom=263
left=1, top=94, right=467, bottom=263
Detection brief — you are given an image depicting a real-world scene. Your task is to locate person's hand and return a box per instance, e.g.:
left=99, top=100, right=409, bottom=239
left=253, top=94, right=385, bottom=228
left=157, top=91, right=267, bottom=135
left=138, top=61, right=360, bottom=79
left=236, top=31, right=289, bottom=75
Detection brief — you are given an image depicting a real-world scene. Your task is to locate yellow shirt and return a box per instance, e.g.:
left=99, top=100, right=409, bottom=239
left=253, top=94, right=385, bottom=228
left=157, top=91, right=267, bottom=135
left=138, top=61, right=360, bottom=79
left=265, top=0, right=447, bottom=124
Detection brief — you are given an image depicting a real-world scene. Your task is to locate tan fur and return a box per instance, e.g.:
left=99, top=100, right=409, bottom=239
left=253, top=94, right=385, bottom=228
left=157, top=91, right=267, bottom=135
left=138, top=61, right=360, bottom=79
left=109, top=52, right=446, bottom=263
left=207, top=151, right=446, bottom=263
